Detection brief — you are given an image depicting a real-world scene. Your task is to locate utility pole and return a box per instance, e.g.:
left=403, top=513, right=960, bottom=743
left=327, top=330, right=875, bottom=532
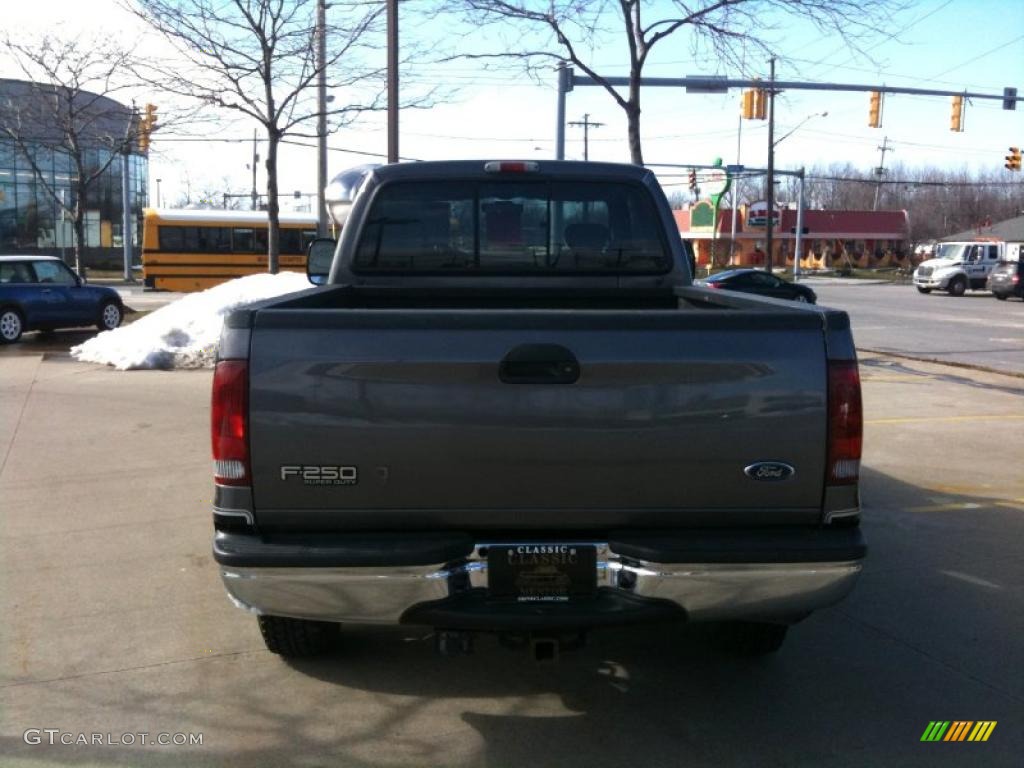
left=251, top=129, right=259, bottom=210
left=567, top=113, right=604, bottom=161
left=316, top=0, right=328, bottom=235
left=765, top=57, right=776, bottom=273
left=873, top=136, right=893, bottom=210
left=386, top=0, right=398, bottom=163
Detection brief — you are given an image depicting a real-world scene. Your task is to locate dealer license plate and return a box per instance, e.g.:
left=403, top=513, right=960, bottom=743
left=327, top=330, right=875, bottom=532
left=487, top=544, right=597, bottom=602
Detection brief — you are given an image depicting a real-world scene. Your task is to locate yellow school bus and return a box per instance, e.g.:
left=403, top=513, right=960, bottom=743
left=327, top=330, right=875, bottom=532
left=141, top=209, right=318, bottom=291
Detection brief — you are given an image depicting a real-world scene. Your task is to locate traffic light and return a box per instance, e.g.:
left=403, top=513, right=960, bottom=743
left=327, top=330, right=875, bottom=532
left=753, top=89, right=766, bottom=119
left=1006, top=147, right=1022, bottom=171
left=742, top=89, right=754, bottom=119
left=138, top=103, right=158, bottom=153
left=688, top=168, right=698, bottom=192
left=950, top=95, right=963, bottom=132
left=741, top=89, right=766, bottom=120
left=868, top=91, right=882, bottom=128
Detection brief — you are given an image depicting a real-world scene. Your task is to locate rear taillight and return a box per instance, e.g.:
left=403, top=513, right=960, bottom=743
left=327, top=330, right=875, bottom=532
left=1013, top=274, right=1020, bottom=284
left=212, top=360, right=250, bottom=485
left=827, top=360, right=862, bottom=485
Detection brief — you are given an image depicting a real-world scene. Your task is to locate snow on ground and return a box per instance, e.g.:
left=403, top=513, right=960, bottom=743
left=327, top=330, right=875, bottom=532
left=71, top=272, right=311, bottom=370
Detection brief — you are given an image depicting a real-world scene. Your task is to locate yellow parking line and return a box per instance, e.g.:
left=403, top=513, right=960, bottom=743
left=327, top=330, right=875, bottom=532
left=865, top=414, right=1024, bottom=425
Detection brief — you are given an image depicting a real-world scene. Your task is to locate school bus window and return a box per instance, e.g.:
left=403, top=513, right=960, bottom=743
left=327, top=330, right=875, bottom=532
left=181, top=227, right=200, bottom=252
left=281, top=229, right=303, bottom=254
left=158, top=226, right=184, bottom=251
left=254, top=228, right=269, bottom=253
left=200, top=227, right=231, bottom=252
left=234, top=228, right=255, bottom=252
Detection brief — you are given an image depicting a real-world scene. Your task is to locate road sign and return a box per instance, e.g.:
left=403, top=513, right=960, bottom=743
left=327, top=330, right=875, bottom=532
left=702, top=168, right=728, bottom=196
left=725, top=164, right=745, bottom=174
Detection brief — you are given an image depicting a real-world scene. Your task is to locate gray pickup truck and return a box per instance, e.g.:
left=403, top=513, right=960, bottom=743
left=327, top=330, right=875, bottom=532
left=211, top=160, right=864, bottom=660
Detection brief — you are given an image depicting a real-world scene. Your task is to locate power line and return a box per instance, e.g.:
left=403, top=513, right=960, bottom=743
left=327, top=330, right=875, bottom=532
left=928, top=34, right=1024, bottom=81
left=808, top=0, right=956, bottom=76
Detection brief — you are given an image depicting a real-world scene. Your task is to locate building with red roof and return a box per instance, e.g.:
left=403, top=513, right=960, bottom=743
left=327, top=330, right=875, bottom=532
left=674, top=202, right=910, bottom=271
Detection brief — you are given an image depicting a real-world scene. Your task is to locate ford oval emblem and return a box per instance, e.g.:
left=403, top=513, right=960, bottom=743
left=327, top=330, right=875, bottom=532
left=744, top=462, right=796, bottom=482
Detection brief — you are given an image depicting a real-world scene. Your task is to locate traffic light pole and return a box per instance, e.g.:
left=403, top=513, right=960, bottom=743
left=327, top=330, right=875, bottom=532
left=554, top=71, right=1019, bottom=160
left=121, top=151, right=132, bottom=282
left=386, top=0, right=398, bottom=163
left=794, top=168, right=805, bottom=281
left=316, top=0, right=328, bottom=235
left=765, top=58, right=776, bottom=273
left=555, top=63, right=570, bottom=160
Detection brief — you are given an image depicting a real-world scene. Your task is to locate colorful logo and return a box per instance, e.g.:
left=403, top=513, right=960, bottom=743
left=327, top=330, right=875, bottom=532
left=920, top=721, right=997, bottom=742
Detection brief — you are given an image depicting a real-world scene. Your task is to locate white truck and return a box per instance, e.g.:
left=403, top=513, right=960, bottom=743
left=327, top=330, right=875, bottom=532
left=913, top=240, right=1018, bottom=296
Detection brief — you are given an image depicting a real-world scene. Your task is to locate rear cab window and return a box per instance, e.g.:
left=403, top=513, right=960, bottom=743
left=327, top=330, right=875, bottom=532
left=353, top=180, right=671, bottom=274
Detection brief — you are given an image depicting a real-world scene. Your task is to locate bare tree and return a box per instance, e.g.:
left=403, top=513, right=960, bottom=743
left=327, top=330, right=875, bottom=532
left=799, top=161, right=1024, bottom=244
left=448, top=1, right=903, bottom=165
left=129, top=0, right=386, bottom=273
left=173, top=174, right=249, bottom=209
left=0, top=34, right=146, bottom=272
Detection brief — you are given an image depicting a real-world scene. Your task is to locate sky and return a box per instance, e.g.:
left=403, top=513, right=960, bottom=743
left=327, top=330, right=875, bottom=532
left=2, top=0, right=1023, bottom=209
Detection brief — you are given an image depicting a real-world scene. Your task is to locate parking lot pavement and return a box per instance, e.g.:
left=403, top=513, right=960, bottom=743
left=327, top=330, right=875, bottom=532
left=114, top=286, right=186, bottom=312
left=0, top=353, right=1021, bottom=768
left=811, top=281, right=1024, bottom=376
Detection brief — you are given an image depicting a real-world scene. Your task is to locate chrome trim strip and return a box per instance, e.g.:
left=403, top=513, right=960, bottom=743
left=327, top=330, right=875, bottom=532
left=213, top=506, right=254, bottom=525
left=823, top=507, right=860, bottom=524
left=220, top=541, right=862, bottom=625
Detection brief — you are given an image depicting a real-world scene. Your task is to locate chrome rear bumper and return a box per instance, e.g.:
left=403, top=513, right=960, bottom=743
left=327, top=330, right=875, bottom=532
left=220, top=543, right=862, bottom=626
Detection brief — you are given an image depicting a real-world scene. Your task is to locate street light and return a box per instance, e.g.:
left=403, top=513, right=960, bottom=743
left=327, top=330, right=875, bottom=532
left=156, top=178, right=162, bottom=208
left=766, top=109, right=825, bottom=279
left=774, top=111, right=828, bottom=147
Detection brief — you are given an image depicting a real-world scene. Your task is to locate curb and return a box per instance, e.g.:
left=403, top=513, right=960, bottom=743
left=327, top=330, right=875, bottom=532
left=858, top=348, right=1024, bottom=381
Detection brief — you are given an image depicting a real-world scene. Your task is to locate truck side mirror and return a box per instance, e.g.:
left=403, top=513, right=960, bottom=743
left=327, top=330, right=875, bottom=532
left=306, top=238, right=335, bottom=285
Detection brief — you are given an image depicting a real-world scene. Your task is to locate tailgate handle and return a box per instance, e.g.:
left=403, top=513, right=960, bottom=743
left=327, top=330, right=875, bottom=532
left=499, top=344, right=580, bottom=385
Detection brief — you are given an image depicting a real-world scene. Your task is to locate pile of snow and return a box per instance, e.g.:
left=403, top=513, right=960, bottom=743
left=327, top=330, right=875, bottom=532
left=71, top=272, right=311, bottom=370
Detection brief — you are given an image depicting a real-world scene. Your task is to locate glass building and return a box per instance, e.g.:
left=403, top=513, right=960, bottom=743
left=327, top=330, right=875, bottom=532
left=0, top=78, right=148, bottom=269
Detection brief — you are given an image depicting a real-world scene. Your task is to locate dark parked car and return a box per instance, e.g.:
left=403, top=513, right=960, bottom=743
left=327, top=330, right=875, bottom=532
left=986, top=260, right=1023, bottom=300
left=701, top=268, right=817, bottom=303
left=0, top=256, right=124, bottom=344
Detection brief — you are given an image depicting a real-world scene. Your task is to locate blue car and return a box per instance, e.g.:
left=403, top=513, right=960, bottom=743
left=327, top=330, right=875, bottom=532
left=0, top=256, right=124, bottom=344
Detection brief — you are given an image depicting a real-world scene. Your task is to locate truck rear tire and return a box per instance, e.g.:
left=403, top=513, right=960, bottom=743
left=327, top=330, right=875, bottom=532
left=916, top=286, right=931, bottom=294
left=948, top=276, right=967, bottom=297
left=715, top=622, right=788, bottom=656
left=257, top=615, right=336, bottom=657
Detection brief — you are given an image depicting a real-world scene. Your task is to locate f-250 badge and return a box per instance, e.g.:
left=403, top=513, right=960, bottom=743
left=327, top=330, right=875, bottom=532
left=744, top=462, right=795, bottom=481
left=280, top=465, right=358, bottom=486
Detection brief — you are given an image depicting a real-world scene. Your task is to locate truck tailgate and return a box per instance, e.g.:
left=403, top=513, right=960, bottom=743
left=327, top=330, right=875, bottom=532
left=248, top=308, right=828, bottom=531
